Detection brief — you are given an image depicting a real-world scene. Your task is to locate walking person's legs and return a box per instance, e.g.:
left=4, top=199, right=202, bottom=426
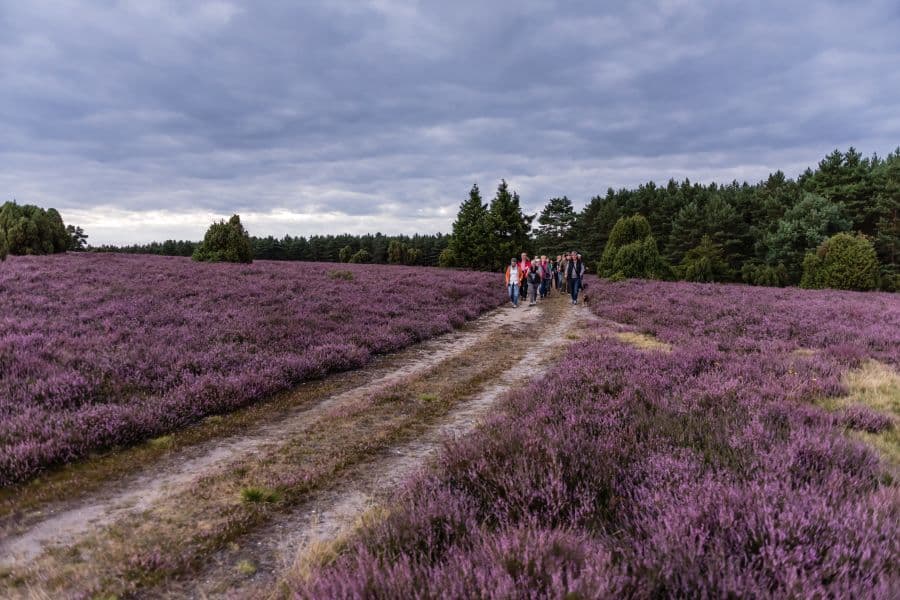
left=569, top=278, right=579, bottom=304
left=529, top=282, right=538, bottom=305
left=508, top=283, right=519, bottom=307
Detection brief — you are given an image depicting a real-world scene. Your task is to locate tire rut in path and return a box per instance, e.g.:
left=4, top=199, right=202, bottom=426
left=170, top=298, right=595, bottom=599
left=0, top=304, right=522, bottom=568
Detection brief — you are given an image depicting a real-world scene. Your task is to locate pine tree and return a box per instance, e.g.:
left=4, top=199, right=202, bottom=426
left=487, top=180, right=532, bottom=271
left=535, top=196, right=576, bottom=257
left=574, top=189, right=622, bottom=263
left=805, top=148, right=878, bottom=235
left=446, top=184, right=492, bottom=269
left=873, top=149, right=900, bottom=288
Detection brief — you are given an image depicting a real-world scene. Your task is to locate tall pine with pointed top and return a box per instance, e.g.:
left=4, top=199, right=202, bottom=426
left=535, top=196, right=576, bottom=257
left=445, top=184, right=492, bottom=269
left=488, top=180, right=533, bottom=271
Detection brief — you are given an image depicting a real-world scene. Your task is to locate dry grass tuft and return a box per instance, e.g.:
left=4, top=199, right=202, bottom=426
left=792, top=347, right=819, bottom=357
left=614, top=331, right=672, bottom=352
left=289, top=506, right=390, bottom=586
left=820, top=360, right=900, bottom=467
left=844, top=361, right=900, bottom=415
left=845, top=361, right=900, bottom=466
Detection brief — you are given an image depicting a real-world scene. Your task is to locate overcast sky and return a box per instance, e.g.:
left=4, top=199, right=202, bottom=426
left=2, top=1, right=899, bottom=244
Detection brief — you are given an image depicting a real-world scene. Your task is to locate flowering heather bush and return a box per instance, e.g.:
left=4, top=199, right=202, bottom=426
left=0, top=254, right=506, bottom=485
left=300, top=280, right=900, bottom=598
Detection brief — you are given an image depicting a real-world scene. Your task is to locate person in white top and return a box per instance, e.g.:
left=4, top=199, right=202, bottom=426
left=504, top=257, right=522, bottom=308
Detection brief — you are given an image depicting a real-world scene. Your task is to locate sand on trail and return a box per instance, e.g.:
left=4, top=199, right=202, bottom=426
left=167, top=299, right=599, bottom=599
left=0, top=294, right=603, bottom=600
left=0, top=304, right=524, bottom=567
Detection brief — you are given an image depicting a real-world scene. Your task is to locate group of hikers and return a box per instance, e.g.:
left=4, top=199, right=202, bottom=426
left=504, top=252, right=587, bottom=308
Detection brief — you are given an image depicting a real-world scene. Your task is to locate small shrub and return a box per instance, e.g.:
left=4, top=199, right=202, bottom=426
left=240, top=486, right=280, bottom=503
left=192, top=214, right=253, bottom=264
left=339, top=245, right=354, bottom=263
left=148, top=435, right=174, bottom=449
left=438, top=248, right=456, bottom=268
left=677, top=235, right=732, bottom=282
left=348, top=249, right=372, bottom=264
left=839, top=405, right=894, bottom=434
left=741, top=262, right=788, bottom=287
left=598, top=215, right=668, bottom=280
left=328, top=269, right=355, bottom=281
left=800, top=232, right=879, bottom=291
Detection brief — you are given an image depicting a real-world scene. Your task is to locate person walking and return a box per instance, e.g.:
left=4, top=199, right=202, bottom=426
left=539, top=255, right=551, bottom=299
left=559, top=253, right=569, bottom=294
left=526, top=258, right=542, bottom=306
left=550, top=256, right=559, bottom=290
left=518, top=252, right=530, bottom=275
left=505, top=258, right=522, bottom=308
left=566, top=251, right=586, bottom=305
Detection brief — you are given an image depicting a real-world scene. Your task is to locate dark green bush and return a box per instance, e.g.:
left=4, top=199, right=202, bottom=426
left=438, top=248, right=456, bottom=268
left=328, top=269, right=355, bottom=281
left=348, top=249, right=372, bottom=264
left=0, top=201, right=69, bottom=256
left=800, top=232, right=879, bottom=291
left=339, top=245, right=354, bottom=263
left=192, top=214, right=253, bottom=263
left=598, top=215, right=668, bottom=280
left=741, top=262, right=789, bottom=287
left=678, top=236, right=732, bottom=282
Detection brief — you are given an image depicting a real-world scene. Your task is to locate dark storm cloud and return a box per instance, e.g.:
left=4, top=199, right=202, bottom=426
left=1, top=1, right=899, bottom=243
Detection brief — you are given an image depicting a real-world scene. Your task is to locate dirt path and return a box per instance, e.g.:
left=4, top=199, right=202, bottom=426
left=171, top=298, right=591, bottom=599
left=0, top=294, right=597, bottom=598
left=0, top=305, right=519, bottom=567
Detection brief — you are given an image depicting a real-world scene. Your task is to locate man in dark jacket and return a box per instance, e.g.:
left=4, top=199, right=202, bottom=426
left=566, top=252, right=585, bottom=305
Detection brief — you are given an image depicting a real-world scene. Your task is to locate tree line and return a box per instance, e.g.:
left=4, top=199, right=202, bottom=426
left=91, top=231, right=451, bottom=266
left=448, top=147, right=898, bottom=291
left=3, top=146, right=896, bottom=290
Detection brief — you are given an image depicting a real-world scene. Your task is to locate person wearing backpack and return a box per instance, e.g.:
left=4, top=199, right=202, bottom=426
left=526, top=258, right=542, bottom=306
left=505, top=257, right=522, bottom=308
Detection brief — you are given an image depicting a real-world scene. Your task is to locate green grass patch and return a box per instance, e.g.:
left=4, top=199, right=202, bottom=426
left=236, top=560, right=257, bottom=576
left=240, top=487, right=280, bottom=504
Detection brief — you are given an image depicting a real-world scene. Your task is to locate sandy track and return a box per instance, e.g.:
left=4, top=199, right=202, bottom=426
left=0, top=294, right=601, bottom=599
left=0, top=305, right=521, bottom=568
left=168, top=299, right=597, bottom=599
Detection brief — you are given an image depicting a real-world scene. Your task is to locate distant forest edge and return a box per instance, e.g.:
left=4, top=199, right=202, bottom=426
left=2, top=146, right=898, bottom=290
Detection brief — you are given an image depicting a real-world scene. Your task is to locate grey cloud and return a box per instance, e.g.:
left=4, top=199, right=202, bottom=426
left=1, top=1, right=899, bottom=244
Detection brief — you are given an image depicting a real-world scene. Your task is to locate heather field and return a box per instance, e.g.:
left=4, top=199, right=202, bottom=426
left=298, top=280, right=900, bottom=598
left=0, top=254, right=506, bottom=486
